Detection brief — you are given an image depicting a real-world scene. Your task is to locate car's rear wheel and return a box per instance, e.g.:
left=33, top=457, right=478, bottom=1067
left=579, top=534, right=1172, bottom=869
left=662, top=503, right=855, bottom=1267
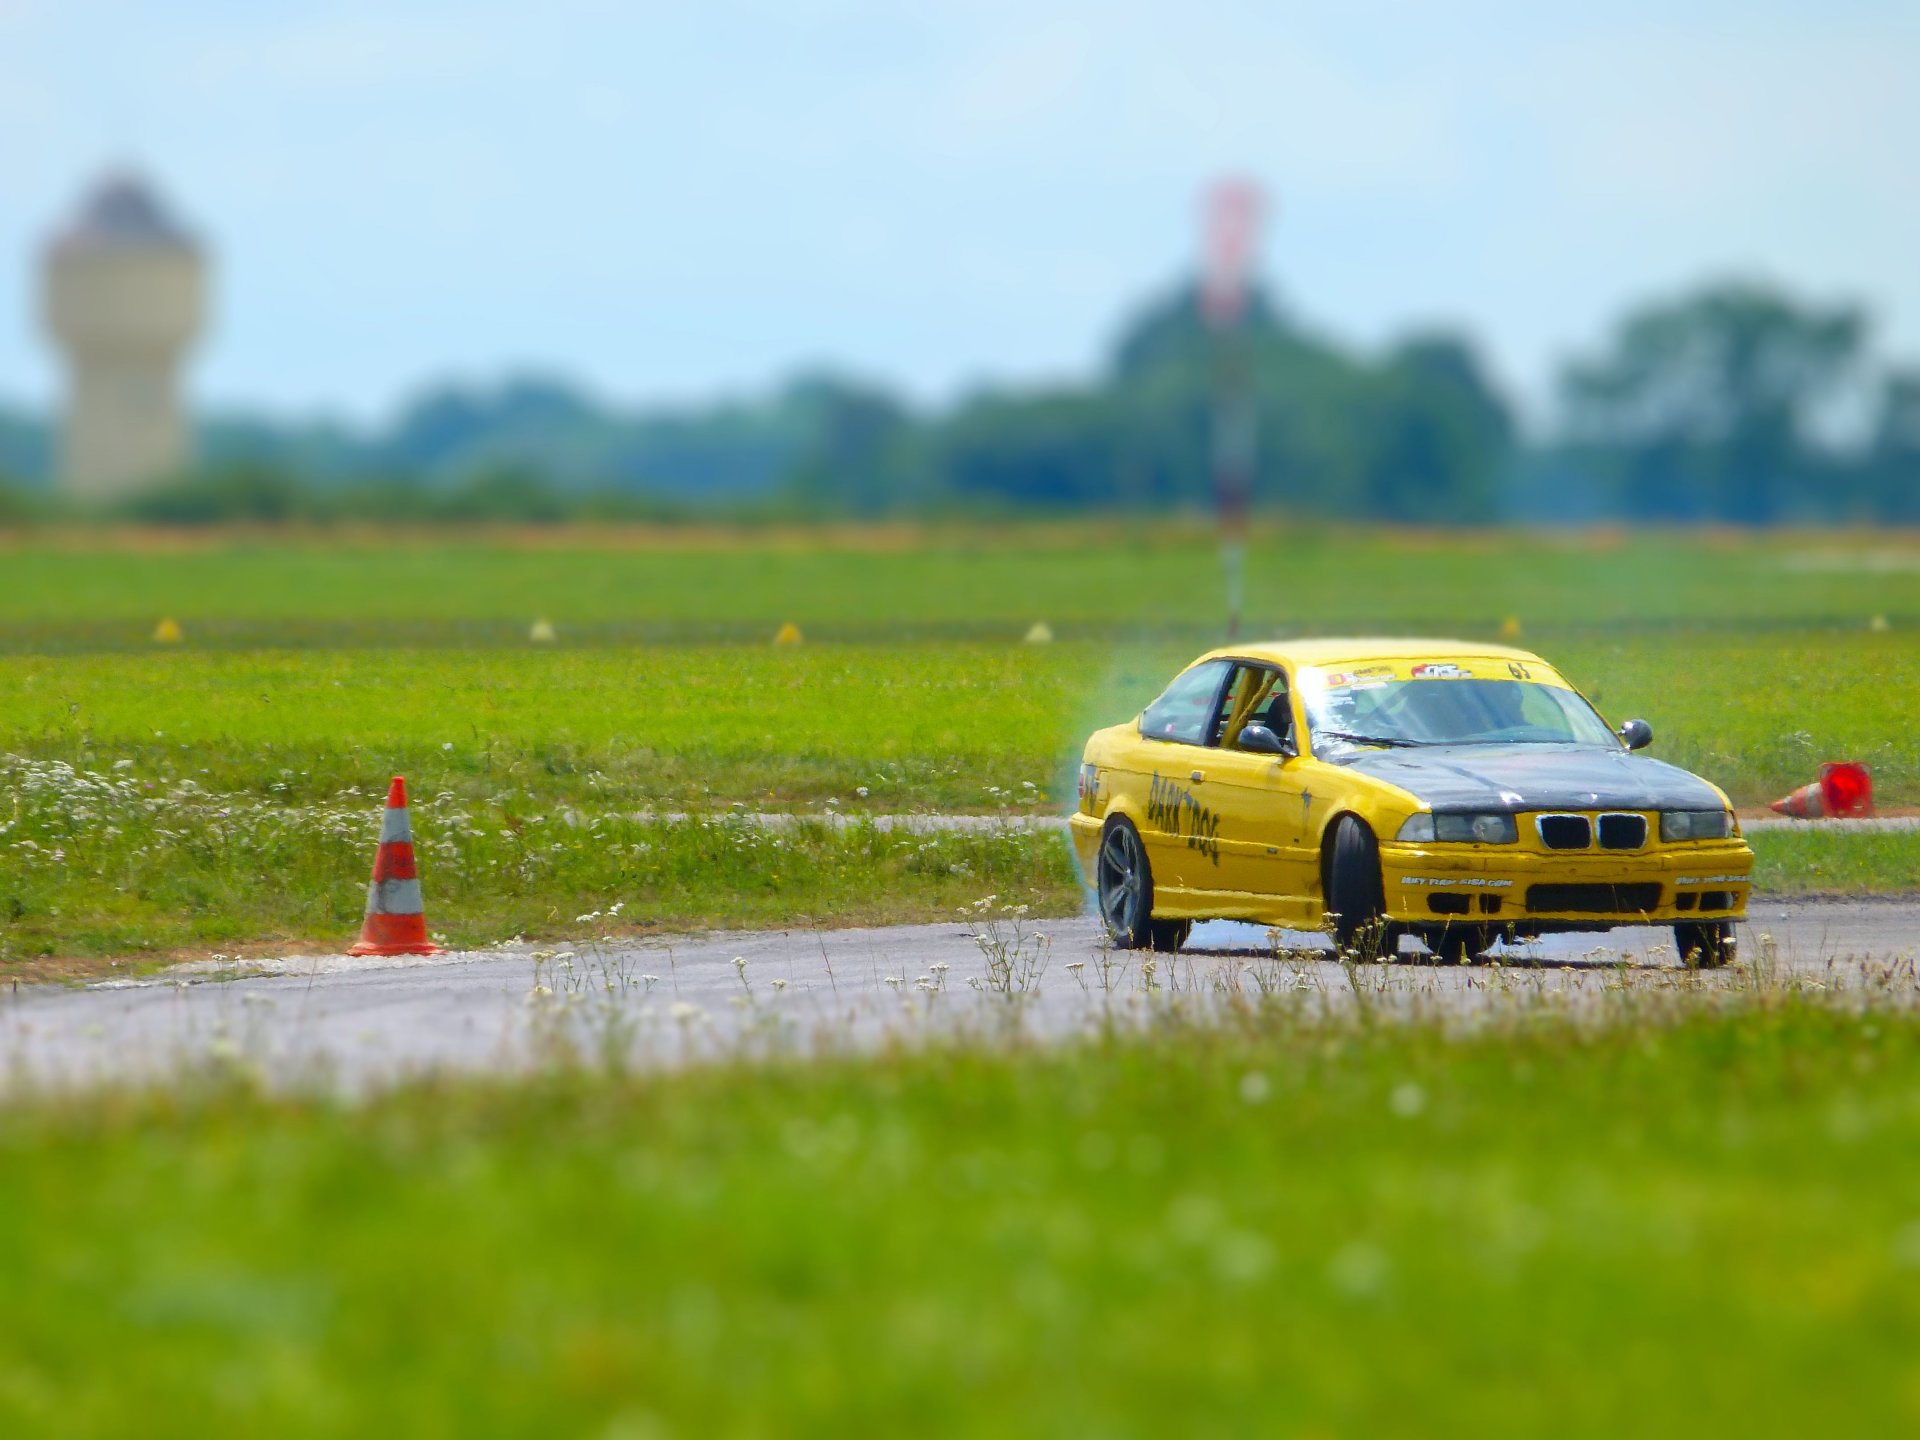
left=1325, top=816, right=1397, bottom=960
left=1675, top=920, right=1736, bottom=969
left=1096, top=817, right=1188, bottom=952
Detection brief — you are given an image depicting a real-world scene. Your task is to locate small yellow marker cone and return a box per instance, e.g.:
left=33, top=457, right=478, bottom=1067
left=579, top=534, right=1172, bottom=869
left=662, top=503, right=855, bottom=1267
left=773, top=621, right=803, bottom=646
left=1870, top=613, right=1891, bottom=633
left=529, top=618, right=557, bottom=643
left=1499, top=615, right=1522, bottom=640
left=1023, top=621, right=1054, bottom=644
left=153, top=617, right=183, bottom=644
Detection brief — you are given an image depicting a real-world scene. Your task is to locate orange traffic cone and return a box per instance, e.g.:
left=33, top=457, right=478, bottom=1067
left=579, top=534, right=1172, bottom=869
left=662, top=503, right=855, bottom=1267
left=1770, top=781, right=1824, bottom=818
left=348, top=777, right=444, bottom=955
left=1770, top=762, right=1874, bottom=820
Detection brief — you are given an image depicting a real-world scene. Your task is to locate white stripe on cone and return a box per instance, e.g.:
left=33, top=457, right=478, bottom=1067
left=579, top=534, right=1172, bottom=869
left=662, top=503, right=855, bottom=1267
left=365, top=878, right=425, bottom=915
left=379, top=808, right=415, bottom=843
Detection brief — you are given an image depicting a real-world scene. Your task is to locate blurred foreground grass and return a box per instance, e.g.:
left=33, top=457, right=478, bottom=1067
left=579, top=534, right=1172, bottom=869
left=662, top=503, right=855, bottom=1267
left=1, top=995, right=1916, bottom=1435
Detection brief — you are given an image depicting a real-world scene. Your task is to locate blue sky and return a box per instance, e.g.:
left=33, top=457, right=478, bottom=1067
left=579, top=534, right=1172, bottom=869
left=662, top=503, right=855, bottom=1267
left=4, top=1, right=1916, bottom=423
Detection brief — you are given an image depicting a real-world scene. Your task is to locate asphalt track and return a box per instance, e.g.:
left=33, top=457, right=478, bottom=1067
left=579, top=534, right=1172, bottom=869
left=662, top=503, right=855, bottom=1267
left=4, top=898, right=1915, bottom=1093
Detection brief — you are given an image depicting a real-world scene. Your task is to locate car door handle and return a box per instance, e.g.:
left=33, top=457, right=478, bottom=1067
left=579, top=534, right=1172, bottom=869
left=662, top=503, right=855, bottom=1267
left=1189, top=769, right=1205, bottom=783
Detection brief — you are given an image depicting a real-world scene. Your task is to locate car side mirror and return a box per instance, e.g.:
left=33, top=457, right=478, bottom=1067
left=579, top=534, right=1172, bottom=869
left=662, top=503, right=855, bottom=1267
left=1238, top=723, right=1294, bottom=757
left=1618, top=718, right=1653, bottom=751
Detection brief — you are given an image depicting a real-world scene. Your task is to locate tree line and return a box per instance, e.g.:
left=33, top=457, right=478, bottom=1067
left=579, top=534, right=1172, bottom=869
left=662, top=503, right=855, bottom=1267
left=1, top=275, right=1914, bottom=525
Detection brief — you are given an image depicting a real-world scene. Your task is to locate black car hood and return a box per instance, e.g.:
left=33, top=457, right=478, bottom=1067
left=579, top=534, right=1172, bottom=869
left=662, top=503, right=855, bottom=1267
left=1338, top=743, right=1724, bottom=812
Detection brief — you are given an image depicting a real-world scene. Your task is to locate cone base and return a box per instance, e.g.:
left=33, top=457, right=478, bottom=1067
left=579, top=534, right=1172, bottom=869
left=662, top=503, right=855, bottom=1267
left=348, top=940, right=445, bottom=956
left=349, top=910, right=442, bottom=956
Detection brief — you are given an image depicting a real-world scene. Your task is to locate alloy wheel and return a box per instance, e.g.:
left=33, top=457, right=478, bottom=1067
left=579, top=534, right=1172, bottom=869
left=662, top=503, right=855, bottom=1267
left=1098, top=824, right=1144, bottom=938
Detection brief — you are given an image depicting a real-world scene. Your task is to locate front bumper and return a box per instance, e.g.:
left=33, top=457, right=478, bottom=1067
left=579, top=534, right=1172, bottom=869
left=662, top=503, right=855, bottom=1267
left=1379, top=837, right=1753, bottom=928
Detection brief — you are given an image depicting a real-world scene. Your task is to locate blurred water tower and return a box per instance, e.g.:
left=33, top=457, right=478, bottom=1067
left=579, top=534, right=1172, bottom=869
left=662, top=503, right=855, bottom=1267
left=41, top=173, right=207, bottom=498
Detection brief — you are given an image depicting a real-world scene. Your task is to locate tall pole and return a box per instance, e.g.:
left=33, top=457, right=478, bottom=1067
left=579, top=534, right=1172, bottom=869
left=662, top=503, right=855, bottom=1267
left=1201, top=179, right=1264, bottom=640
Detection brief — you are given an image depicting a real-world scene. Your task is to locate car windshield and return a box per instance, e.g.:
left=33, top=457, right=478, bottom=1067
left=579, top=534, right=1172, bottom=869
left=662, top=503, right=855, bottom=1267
left=1299, top=665, right=1618, bottom=752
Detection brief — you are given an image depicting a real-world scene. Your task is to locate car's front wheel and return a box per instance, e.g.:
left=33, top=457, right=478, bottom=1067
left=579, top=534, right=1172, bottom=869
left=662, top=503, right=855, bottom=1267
left=1325, top=816, right=1398, bottom=960
left=1675, top=920, right=1736, bottom=969
left=1096, top=817, right=1189, bottom=952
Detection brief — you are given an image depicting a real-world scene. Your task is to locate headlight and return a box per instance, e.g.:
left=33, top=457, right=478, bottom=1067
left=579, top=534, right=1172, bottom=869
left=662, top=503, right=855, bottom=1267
left=1660, top=809, right=1734, bottom=841
left=1396, top=812, right=1517, bottom=844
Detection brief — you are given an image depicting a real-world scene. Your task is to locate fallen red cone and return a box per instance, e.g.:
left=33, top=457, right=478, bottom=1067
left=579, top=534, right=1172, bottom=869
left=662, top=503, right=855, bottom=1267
left=1770, top=761, right=1875, bottom=820
left=348, top=776, right=444, bottom=955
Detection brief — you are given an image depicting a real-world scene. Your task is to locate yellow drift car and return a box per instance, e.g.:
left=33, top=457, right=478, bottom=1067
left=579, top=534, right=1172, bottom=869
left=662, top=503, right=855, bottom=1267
left=1070, top=639, right=1752, bottom=965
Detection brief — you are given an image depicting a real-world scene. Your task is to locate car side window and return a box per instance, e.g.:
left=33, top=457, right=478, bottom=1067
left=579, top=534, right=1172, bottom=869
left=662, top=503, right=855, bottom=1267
left=1213, top=663, right=1293, bottom=748
left=1139, top=660, right=1232, bottom=746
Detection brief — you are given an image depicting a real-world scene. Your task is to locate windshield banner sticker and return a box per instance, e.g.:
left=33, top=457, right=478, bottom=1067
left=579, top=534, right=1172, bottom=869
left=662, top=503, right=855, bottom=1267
left=1304, top=659, right=1569, bottom=690
left=1324, top=665, right=1394, bottom=688
left=1147, top=773, right=1221, bottom=865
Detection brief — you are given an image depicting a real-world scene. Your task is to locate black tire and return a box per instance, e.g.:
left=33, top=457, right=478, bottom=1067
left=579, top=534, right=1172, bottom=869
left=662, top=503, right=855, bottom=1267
left=1325, top=816, right=1395, bottom=960
left=1429, top=924, right=1489, bottom=966
left=1149, top=919, right=1192, bottom=953
left=1097, top=817, right=1156, bottom=949
left=1675, top=920, right=1736, bottom=969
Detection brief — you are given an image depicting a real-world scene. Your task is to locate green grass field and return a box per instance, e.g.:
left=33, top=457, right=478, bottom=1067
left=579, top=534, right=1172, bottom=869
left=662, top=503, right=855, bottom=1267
left=4, top=526, right=1918, bottom=1433
left=3, top=994, right=1917, bottom=1436
left=0, top=751, right=1075, bottom=965
left=1, top=525, right=1915, bottom=966
left=4, top=524, right=1917, bottom=636
left=8, top=631, right=1920, bottom=810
